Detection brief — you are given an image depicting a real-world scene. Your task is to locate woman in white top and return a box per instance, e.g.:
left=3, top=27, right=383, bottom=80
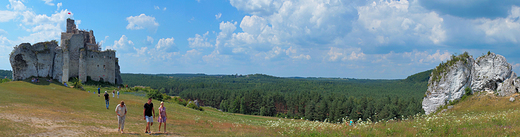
left=115, top=101, right=127, bottom=134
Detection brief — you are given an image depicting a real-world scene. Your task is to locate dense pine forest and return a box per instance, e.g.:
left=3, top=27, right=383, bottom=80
left=121, top=70, right=432, bottom=122
left=0, top=69, right=12, bottom=79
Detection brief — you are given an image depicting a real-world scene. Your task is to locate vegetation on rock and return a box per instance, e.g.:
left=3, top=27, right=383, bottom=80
left=430, top=52, right=471, bottom=82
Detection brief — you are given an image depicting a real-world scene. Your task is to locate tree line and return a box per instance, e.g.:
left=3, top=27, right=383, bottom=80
left=122, top=72, right=430, bottom=122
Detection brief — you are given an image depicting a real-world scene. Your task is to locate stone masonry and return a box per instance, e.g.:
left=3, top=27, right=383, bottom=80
left=9, top=18, right=122, bottom=85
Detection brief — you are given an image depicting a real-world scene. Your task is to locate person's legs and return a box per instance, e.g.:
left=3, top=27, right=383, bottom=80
left=163, top=122, right=166, bottom=133
left=105, top=100, right=109, bottom=109
left=158, top=122, right=162, bottom=132
left=146, top=122, right=150, bottom=133
left=121, top=115, right=125, bottom=133
left=118, top=116, right=122, bottom=131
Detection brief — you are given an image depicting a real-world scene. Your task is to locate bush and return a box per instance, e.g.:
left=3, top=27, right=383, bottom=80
left=173, top=97, right=187, bottom=106
left=187, top=102, right=203, bottom=111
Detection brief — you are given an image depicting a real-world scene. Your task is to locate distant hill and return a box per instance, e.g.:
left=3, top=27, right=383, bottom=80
left=403, top=69, right=432, bottom=83
left=0, top=69, right=12, bottom=79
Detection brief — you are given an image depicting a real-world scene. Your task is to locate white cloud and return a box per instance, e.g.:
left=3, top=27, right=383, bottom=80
left=7, top=0, right=26, bottom=11
left=354, top=0, right=446, bottom=46
left=215, top=13, right=222, bottom=20
left=326, top=47, right=365, bottom=62
left=145, top=36, right=154, bottom=45
left=56, top=3, right=62, bottom=10
left=188, top=31, right=213, bottom=48
left=154, top=6, right=167, bottom=11
left=106, top=35, right=134, bottom=51
left=0, top=10, right=17, bottom=22
left=156, top=37, right=176, bottom=52
left=196, top=0, right=201, bottom=3
left=126, top=14, right=160, bottom=33
left=476, top=5, right=520, bottom=43
left=42, top=0, right=55, bottom=6
left=229, top=0, right=284, bottom=16
left=98, top=36, right=109, bottom=47
left=215, top=21, right=237, bottom=48
left=133, top=47, right=148, bottom=57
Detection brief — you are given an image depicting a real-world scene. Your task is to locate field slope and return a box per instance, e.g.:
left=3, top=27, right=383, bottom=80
left=0, top=81, right=281, bottom=136
left=2, top=81, right=520, bottom=136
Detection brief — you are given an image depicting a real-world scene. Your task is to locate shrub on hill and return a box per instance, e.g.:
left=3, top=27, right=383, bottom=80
left=430, top=52, right=471, bottom=82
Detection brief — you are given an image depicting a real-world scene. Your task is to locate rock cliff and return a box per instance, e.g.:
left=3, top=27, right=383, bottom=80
left=10, top=41, right=60, bottom=80
left=422, top=52, right=520, bottom=115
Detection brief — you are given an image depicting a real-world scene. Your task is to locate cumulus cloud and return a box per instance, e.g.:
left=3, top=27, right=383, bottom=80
left=7, top=0, right=26, bottom=11
left=0, top=11, right=17, bottom=22
left=188, top=31, right=213, bottom=48
left=326, top=47, right=366, bottom=62
left=42, top=0, right=55, bottom=6
left=215, top=13, right=222, bottom=20
left=98, top=36, right=109, bottom=47
left=57, top=3, right=62, bottom=10
left=156, top=37, right=176, bottom=52
left=418, top=0, right=520, bottom=19
left=106, top=35, right=134, bottom=51
left=126, top=14, right=160, bottom=33
left=351, top=0, right=446, bottom=52
left=476, top=5, right=520, bottom=44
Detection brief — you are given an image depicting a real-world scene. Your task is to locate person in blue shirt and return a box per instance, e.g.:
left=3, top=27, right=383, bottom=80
left=98, top=87, right=101, bottom=97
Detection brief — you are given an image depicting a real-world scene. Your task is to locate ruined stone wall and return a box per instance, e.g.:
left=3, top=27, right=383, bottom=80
left=52, top=47, right=63, bottom=81
left=10, top=18, right=121, bottom=85
left=78, top=49, right=87, bottom=82
left=65, top=34, right=84, bottom=80
left=84, top=50, right=116, bottom=84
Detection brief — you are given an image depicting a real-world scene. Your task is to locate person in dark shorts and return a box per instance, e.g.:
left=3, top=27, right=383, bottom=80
left=98, top=87, right=101, bottom=97
left=104, top=91, right=109, bottom=109
left=143, top=98, right=155, bottom=134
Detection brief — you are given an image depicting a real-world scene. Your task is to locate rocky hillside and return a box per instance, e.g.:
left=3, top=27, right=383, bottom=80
left=423, top=52, right=520, bottom=115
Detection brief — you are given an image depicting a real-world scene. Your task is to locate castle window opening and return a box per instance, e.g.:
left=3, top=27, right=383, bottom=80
left=97, top=65, right=99, bottom=67
left=103, top=65, right=105, bottom=69
left=91, top=55, right=93, bottom=58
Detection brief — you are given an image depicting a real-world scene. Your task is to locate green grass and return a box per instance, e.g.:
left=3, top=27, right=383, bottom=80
left=1, top=81, right=520, bottom=136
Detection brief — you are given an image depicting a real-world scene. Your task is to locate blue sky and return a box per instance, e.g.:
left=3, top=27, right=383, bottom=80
left=1, top=0, right=520, bottom=79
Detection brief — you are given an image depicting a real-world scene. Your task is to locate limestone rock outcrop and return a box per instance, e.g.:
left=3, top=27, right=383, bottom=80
left=10, top=42, right=59, bottom=80
left=422, top=52, right=520, bottom=115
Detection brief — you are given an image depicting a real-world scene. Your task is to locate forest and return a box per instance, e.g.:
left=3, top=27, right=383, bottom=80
left=121, top=70, right=432, bottom=122
left=0, top=69, right=12, bottom=79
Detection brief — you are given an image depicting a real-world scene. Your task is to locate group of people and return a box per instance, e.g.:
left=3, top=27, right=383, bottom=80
left=111, top=97, right=168, bottom=134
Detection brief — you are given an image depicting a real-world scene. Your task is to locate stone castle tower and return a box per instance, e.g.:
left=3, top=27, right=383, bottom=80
left=9, top=18, right=123, bottom=85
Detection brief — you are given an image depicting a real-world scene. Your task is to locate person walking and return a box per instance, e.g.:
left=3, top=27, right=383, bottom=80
left=98, top=87, right=101, bottom=97
left=143, top=98, right=155, bottom=134
left=117, top=90, right=120, bottom=98
left=115, top=101, right=127, bottom=134
left=104, top=91, right=110, bottom=109
left=112, top=90, right=115, bottom=97
left=158, top=101, right=167, bottom=133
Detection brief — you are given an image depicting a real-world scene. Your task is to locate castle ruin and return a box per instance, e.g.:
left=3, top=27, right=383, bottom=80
left=9, top=18, right=123, bottom=85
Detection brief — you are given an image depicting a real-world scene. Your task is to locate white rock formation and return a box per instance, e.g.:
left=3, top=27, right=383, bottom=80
left=422, top=56, right=474, bottom=115
left=471, top=53, right=516, bottom=92
left=422, top=52, right=520, bottom=115
left=10, top=42, right=59, bottom=80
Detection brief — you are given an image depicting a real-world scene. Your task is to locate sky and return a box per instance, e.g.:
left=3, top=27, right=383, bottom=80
left=1, top=0, right=520, bottom=79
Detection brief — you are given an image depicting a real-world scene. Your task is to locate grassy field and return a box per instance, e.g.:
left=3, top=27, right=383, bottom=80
left=1, top=80, right=520, bottom=136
